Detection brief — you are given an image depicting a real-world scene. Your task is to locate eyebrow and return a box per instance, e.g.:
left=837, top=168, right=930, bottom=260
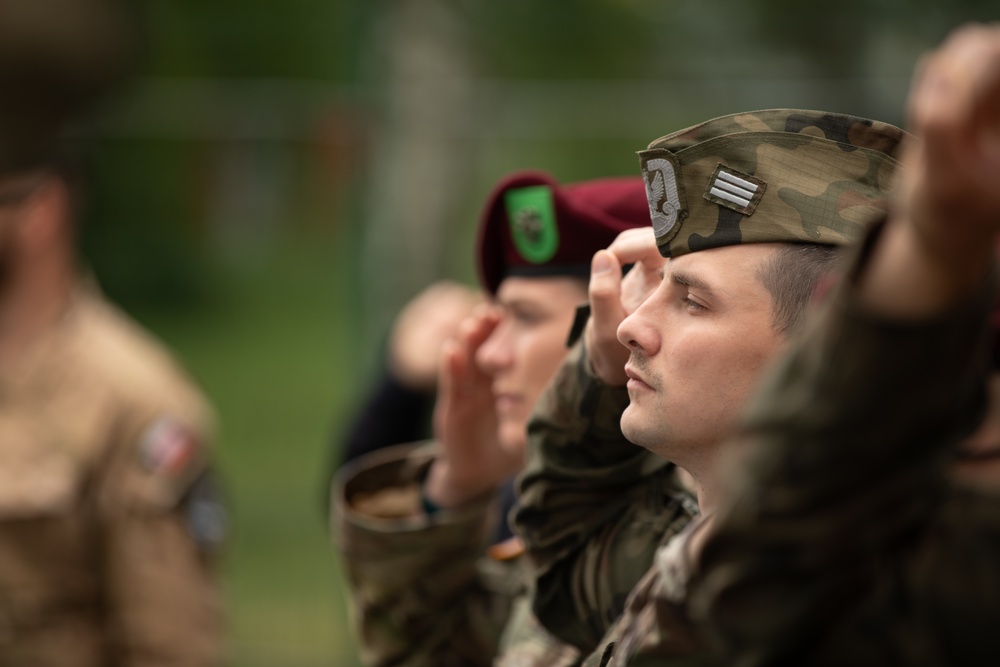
left=499, top=297, right=547, bottom=313
left=670, top=270, right=715, bottom=295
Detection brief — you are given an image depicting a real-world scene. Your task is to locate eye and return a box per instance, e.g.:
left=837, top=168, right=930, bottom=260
left=682, top=295, right=707, bottom=312
left=510, top=307, right=544, bottom=325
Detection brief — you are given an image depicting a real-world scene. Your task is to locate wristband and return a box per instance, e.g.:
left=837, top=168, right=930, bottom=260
left=420, top=489, right=442, bottom=517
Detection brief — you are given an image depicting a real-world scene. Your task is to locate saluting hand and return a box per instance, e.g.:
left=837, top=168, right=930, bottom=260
left=388, top=280, right=484, bottom=391
left=424, top=306, right=512, bottom=508
left=865, top=23, right=1000, bottom=318
left=585, top=227, right=666, bottom=385
left=903, top=22, right=1000, bottom=252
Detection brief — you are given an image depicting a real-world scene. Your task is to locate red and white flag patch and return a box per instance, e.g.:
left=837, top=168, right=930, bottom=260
left=139, top=417, right=198, bottom=477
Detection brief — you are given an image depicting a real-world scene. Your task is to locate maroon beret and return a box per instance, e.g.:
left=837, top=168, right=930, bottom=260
left=475, top=170, right=651, bottom=295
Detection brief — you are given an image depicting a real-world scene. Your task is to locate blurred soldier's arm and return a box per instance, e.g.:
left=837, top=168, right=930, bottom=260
left=513, top=230, right=698, bottom=651
left=332, top=308, right=545, bottom=667
left=332, top=442, right=521, bottom=667
left=96, top=342, right=226, bottom=667
left=691, top=24, right=1000, bottom=666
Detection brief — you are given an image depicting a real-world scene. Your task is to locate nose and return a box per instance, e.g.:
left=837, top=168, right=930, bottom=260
left=475, top=316, right=514, bottom=375
left=617, top=297, right=661, bottom=356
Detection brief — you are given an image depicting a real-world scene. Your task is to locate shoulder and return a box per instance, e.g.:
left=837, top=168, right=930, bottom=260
left=71, top=291, right=213, bottom=428
left=67, top=291, right=218, bottom=511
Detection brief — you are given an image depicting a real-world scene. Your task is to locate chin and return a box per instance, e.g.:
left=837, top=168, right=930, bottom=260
left=497, top=422, right=528, bottom=455
left=620, top=407, right=658, bottom=450
left=619, top=405, right=641, bottom=443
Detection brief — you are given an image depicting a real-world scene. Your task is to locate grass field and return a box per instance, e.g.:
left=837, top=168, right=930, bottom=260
left=129, top=231, right=365, bottom=667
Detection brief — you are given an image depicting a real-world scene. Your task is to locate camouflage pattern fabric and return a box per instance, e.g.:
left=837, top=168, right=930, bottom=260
left=687, top=220, right=1000, bottom=666
left=332, top=442, right=580, bottom=667
left=512, top=341, right=699, bottom=654
left=639, top=109, right=907, bottom=257
left=582, top=521, right=714, bottom=667
left=496, top=595, right=582, bottom=667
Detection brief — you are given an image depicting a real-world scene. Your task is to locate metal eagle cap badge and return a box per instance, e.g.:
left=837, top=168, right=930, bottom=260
left=640, top=150, right=686, bottom=244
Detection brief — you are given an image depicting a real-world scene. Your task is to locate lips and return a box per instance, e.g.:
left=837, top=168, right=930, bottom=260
left=494, top=392, right=523, bottom=415
left=624, top=364, right=654, bottom=391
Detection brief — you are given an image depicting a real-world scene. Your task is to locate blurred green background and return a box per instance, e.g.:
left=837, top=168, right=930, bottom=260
left=77, top=1, right=997, bottom=665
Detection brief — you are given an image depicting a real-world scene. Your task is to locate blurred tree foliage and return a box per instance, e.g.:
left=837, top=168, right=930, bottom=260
left=79, top=0, right=364, bottom=310
left=79, top=0, right=998, bottom=312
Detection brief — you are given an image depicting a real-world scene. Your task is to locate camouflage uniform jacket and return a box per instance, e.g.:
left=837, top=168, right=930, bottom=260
left=687, top=221, right=1000, bottom=666
left=512, top=340, right=699, bottom=656
left=568, top=512, right=717, bottom=666
left=332, top=442, right=580, bottom=667
left=0, top=284, right=224, bottom=667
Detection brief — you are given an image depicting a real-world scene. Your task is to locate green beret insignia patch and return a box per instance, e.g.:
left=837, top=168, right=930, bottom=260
left=505, top=185, right=559, bottom=264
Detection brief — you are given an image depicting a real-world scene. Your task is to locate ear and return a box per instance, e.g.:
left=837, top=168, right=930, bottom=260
left=811, top=272, right=841, bottom=306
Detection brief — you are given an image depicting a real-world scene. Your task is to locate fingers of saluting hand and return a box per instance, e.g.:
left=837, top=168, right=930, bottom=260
left=900, top=23, right=1000, bottom=253
left=605, top=227, right=663, bottom=267
left=440, top=305, right=501, bottom=398
left=909, top=24, right=1000, bottom=179
left=587, top=249, right=630, bottom=385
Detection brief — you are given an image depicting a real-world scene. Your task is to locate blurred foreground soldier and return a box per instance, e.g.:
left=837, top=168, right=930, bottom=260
left=511, top=109, right=906, bottom=665
left=688, top=24, right=1000, bottom=666
left=0, top=2, right=226, bottom=665
left=331, top=171, right=685, bottom=667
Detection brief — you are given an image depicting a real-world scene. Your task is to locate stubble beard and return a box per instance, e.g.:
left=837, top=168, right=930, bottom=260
left=627, top=352, right=658, bottom=391
left=621, top=352, right=664, bottom=452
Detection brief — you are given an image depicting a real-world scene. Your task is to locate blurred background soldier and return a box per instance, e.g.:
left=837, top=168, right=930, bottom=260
left=0, top=1, right=226, bottom=665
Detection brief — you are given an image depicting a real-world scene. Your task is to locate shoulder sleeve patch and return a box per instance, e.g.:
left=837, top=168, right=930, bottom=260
left=121, top=416, right=211, bottom=512
left=139, top=417, right=200, bottom=477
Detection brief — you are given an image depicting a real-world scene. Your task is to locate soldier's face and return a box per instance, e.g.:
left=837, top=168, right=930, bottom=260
left=0, top=171, right=58, bottom=290
left=476, top=276, right=586, bottom=451
left=617, top=243, right=785, bottom=472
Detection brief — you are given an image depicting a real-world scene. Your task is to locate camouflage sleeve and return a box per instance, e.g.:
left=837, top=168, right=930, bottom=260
left=98, top=394, right=226, bottom=667
left=513, top=340, right=697, bottom=651
left=332, top=442, right=520, bottom=667
left=690, top=221, right=998, bottom=666
left=494, top=594, right=583, bottom=667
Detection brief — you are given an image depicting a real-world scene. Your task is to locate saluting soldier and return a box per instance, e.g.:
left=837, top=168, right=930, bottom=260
left=511, top=108, right=906, bottom=666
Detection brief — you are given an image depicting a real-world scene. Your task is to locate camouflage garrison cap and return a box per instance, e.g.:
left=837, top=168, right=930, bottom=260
left=0, top=0, right=137, bottom=175
left=476, top=170, right=651, bottom=295
left=640, top=109, right=908, bottom=258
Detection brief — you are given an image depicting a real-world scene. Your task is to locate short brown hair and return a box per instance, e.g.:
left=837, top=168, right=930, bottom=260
left=756, top=243, right=841, bottom=337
